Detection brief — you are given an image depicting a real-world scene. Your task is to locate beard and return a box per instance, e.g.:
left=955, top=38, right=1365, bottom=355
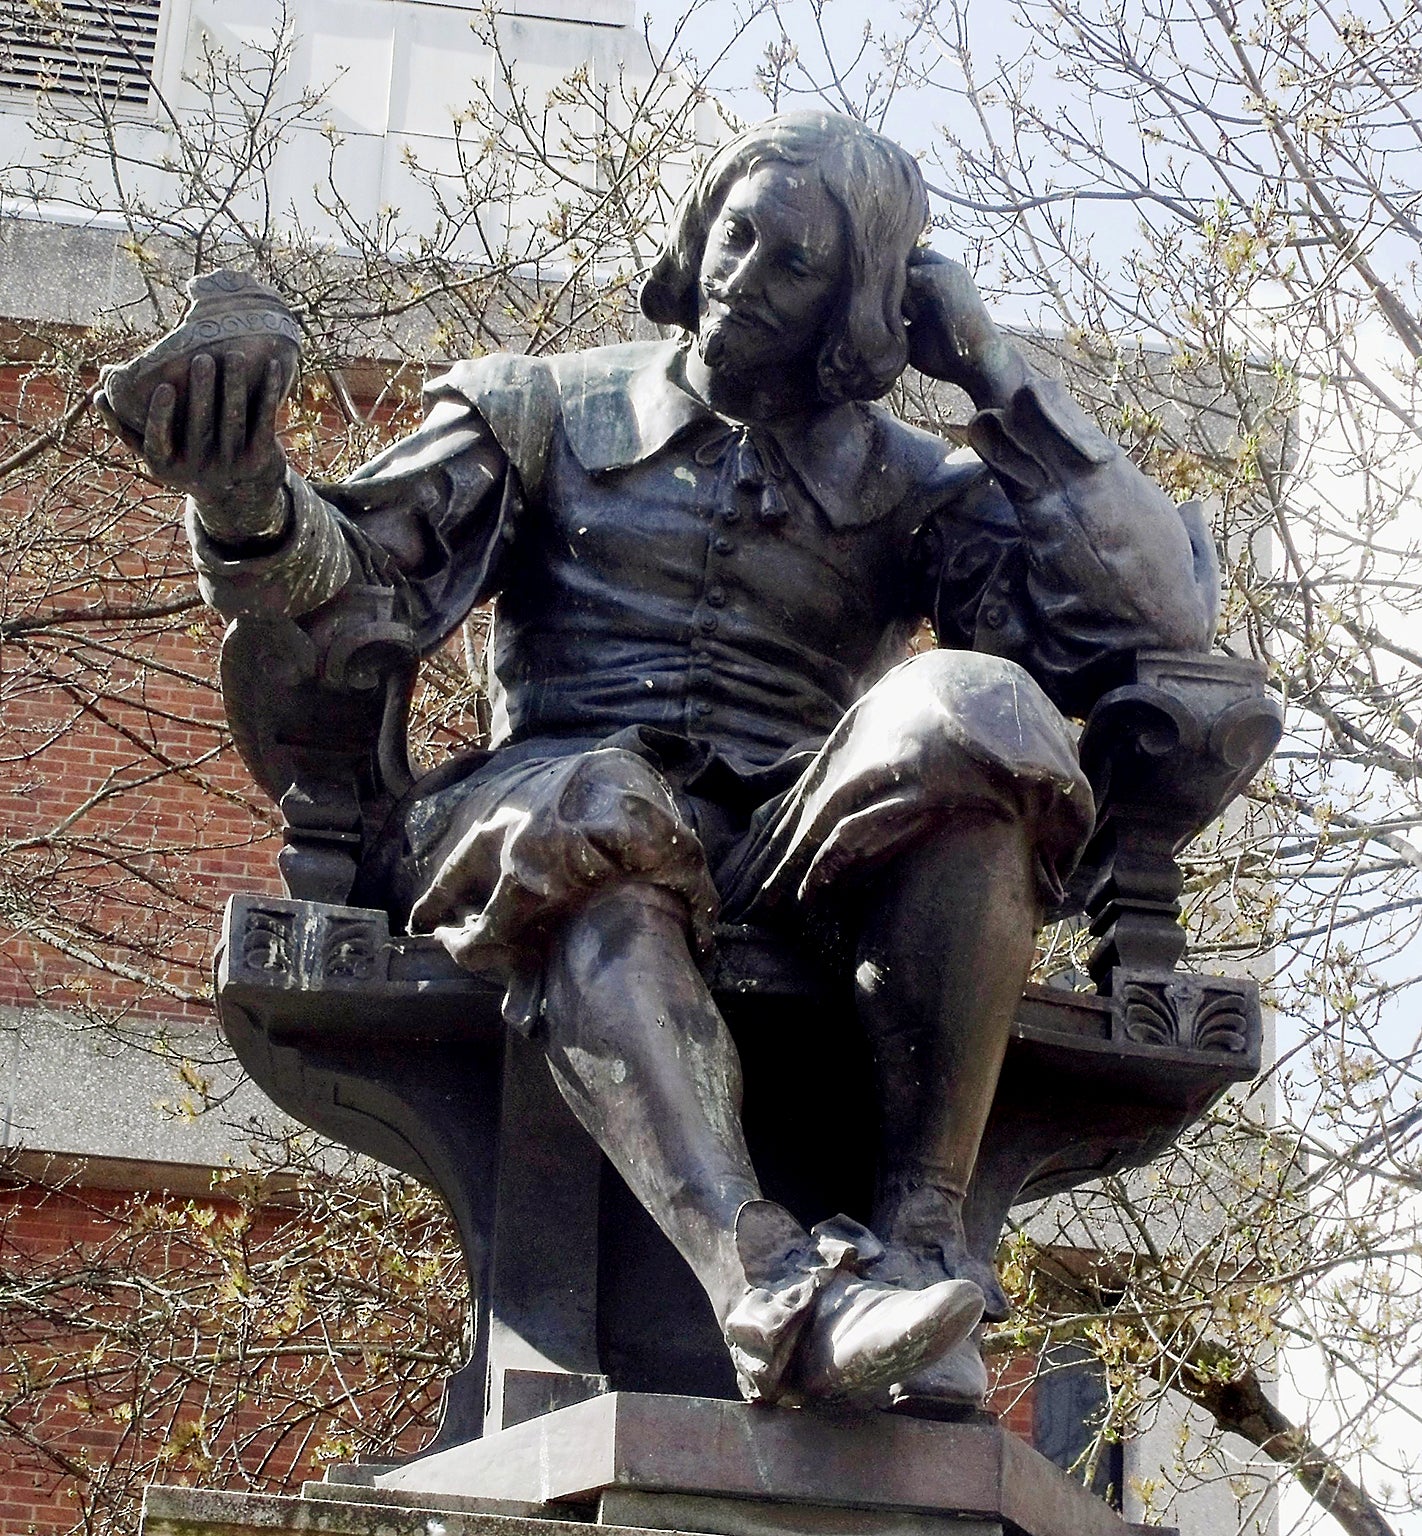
left=696, top=310, right=778, bottom=381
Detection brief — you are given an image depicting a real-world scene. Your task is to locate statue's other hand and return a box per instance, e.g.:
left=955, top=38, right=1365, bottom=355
left=139, top=349, right=290, bottom=546
left=902, top=251, right=1027, bottom=411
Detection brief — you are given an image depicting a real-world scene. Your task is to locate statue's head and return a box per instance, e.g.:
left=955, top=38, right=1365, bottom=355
left=641, top=111, right=929, bottom=404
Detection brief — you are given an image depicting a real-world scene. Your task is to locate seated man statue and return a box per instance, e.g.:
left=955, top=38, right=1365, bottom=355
left=102, top=112, right=1217, bottom=1412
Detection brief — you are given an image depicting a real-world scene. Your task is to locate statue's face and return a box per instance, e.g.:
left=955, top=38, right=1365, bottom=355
left=695, top=162, right=846, bottom=381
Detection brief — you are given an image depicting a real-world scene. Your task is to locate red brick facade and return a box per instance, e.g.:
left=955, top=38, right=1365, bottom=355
left=0, top=1164, right=461, bottom=1536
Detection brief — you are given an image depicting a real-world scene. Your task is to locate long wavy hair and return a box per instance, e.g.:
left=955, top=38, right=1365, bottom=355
left=641, top=111, right=929, bottom=404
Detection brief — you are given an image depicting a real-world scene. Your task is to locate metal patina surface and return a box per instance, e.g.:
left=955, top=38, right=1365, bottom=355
left=104, top=109, right=1277, bottom=1511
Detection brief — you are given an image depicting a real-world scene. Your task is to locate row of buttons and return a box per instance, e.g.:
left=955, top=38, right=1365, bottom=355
left=685, top=471, right=744, bottom=726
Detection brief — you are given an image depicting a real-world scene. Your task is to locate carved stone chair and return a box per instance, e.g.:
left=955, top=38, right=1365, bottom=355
left=211, top=588, right=1280, bottom=1453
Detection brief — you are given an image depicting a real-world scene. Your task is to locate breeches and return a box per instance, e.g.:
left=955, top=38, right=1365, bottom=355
left=387, top=651, right=1094, bottom=1017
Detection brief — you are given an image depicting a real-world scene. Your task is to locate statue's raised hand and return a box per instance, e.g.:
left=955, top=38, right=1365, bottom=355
left=902, top=251, right=1028, bottom=412
left=97, top=270, right=301, bottom=546
left=130, top=350, right=290, bottom=545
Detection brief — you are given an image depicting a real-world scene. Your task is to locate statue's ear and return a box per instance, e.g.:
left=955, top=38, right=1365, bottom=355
left=640, top=252, right=690, bottom=329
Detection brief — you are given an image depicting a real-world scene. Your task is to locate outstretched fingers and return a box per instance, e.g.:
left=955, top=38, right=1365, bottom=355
left=186, top=352, right=217, bottom=467
left=129, top=349, right=287, bottom=507
left=253, top=355, right=286, bottom=445
left=219, top=351, right=248, bottom=465
left=143, top=382, right=178, bottom=473
left=257, top=353, right=285, bottom=433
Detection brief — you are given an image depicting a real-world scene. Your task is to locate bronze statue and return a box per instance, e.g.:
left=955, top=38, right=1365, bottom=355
left=99, top=112, right=1219, bottom=1414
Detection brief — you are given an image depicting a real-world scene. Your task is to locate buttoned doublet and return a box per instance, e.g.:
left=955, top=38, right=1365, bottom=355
left=190, top=339, right=1216, bottom=1010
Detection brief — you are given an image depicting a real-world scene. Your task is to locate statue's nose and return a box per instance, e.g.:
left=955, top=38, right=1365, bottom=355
left=721, top=248, right=762, bottom=300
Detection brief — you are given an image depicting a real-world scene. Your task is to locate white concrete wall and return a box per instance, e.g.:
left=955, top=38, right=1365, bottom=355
left=1126, top=1389, right=1278, bottom=1533
left=0, top=1004, right=280, bottom=1171
left=0, top=0, right=667, bottom=259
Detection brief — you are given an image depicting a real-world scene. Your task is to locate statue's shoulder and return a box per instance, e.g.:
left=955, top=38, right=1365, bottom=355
left=793, top=398, right=981, bottom=531
left=867, top=401, right=981, bottom=492
left=428, top=341, right=672, bottom=490
left=544, top=338, right=665, bottom=390
left=427, top=351, right=558, bottom=491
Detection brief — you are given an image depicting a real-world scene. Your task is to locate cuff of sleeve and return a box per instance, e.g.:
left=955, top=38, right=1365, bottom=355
left=188, top=469, right=354, bottom=619
left=967, top=377, right=1117, bottom=498
left=1009, top=376, right=1116, bottom=465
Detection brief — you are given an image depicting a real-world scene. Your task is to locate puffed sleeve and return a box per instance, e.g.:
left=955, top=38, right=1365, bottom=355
left=187, top=391, right=518, bottom=656
left=913, top=378, right=1220, bottom=718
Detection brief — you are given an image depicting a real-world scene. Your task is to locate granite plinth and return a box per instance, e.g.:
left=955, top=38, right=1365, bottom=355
left=367, top=1394, right=1155, bottom=1536
left=141, top=1487, right=1001, bottom=1536
left=597, top=1490, right=996, bottom=1536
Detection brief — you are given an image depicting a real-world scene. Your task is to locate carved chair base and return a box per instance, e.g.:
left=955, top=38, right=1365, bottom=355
left=216, top=895, right=1259, bottom=1449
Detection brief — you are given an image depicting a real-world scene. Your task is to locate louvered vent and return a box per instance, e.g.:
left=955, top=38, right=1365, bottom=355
left=0, top=0, right=162, bottom=107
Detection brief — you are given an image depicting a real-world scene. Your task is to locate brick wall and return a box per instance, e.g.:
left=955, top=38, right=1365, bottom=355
left=0, top=1164, right=461, bottom=1536
left=0, top=346, right=278, bottom=1027
left=989, top=1350, right=1039, bottom=1440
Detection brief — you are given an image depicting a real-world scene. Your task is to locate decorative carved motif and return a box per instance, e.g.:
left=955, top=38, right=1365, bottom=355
left=1119, top=984, right=1176, bottom=1047
left=1073, top=652, right=1283, bottom=992
left=1115, top=973, right=1254, bottom=1056
left=225, top=898, right=397, bottom=997
left=310, top=584, right=418, bottom=697
left=323, top=916, right=379, bottom=981
left=219, top=592, right=418, bottom=908
left=1193, top=990, right=1252, bottom=1054
left=240, top=909, right=295, bottom=975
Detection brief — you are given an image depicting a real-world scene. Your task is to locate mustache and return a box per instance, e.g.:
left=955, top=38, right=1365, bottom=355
left=703, top=286, right=783, bottom=333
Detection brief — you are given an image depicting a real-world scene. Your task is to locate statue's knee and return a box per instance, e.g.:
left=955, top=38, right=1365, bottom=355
left=564, top=879, right=686, bottom=949
left=858, top=650, right=1059, bottom=744
left=891, top=648, right=1043, bottom=705
left=556, top=752, right=696, bottom=871
left=551, top=750, right=717, bottom=952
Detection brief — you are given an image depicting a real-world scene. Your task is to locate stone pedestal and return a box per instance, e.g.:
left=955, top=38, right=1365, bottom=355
left=140, top=1394, right=1171, bottom=1536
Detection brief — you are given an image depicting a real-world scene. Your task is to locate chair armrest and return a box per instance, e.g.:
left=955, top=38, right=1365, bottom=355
left=1064, top=651, right=1282, bottom=989
left=219, top=586, right=419, bottom=903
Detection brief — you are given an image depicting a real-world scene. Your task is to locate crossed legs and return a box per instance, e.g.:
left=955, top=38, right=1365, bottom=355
left=536, top=810, right=1040, bottom=1407
left=540, top=880, right=985, bottom=1403
left=418, top=657, right=1084, bottom=1407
